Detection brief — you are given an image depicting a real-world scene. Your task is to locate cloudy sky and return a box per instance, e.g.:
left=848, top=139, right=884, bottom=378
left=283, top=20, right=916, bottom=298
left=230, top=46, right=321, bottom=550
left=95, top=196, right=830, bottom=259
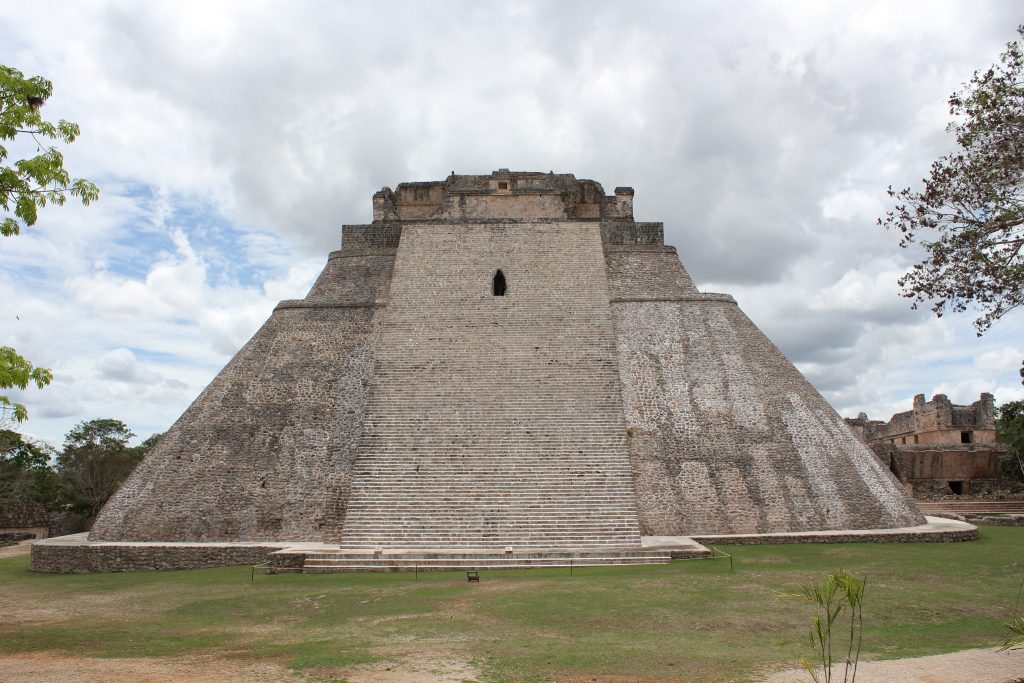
left=2, top=0, right=1023, bottom=446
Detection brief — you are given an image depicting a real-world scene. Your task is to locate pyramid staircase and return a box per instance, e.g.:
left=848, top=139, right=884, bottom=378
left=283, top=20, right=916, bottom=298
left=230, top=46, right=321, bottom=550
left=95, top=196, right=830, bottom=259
left=338, top=449, right=643, bottom=550
left=336, top=221, right=644, bottom=556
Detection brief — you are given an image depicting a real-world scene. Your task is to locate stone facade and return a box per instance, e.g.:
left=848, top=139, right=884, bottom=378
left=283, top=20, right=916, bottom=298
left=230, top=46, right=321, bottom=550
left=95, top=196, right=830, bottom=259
left=0, top=504, right=62, bottom=539
left=847, top=393, right=998, bottom=446
left=77, top=170, right=922, bottom=564
left=845, top=394, right=1013, bottom=496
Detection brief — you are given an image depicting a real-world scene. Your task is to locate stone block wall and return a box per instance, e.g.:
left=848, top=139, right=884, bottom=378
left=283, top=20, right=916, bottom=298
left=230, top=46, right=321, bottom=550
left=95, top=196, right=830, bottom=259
left=604, top=247, right=698, bottom=299
left=893, top=444, right=1006, bottom=481
left=342, top=223, right=402, bottom=251
left=31, top=539, right=275, bottom=573
left=0, top=505, right=63, bottom=538
left=857, top=393, right=998, bottom=445
left=304, top=252, right=395, bottom=305
left=601, top=221, right=664, bottom=246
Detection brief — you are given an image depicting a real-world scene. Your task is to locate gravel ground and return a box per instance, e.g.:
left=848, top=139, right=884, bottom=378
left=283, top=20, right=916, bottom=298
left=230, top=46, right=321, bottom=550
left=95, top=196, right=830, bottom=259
left=761, top=647, right=1024, bottom=682
left=0, top=653, right=298, bottom=682
left=0, top=539, right=34, bottom=558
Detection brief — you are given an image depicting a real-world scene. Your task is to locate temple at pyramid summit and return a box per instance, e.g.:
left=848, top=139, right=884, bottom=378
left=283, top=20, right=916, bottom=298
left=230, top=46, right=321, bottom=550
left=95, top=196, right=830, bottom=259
left=35, top=170, right=973, bottom=573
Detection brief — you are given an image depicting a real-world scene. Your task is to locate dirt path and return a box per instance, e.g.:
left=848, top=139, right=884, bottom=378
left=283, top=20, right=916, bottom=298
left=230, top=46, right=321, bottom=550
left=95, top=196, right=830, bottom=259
left=760, top=646, right=1024, bottom=682
left=1, top=647, right=1021, bottom=682
left=0, top=653, right=298, bottom=682
left=0, top=539, right=34, bottom=558
left=0, top=652, right=481, bottom=683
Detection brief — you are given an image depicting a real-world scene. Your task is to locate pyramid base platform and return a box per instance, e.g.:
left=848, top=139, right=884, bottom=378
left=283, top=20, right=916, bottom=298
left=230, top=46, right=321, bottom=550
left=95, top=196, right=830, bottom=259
left=29, top=517, right=977, bottom=574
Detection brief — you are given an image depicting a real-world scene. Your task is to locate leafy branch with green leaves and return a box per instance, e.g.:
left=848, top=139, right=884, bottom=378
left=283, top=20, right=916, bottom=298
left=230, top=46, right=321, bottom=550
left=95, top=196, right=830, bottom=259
left=1, top=65, right=98, bottom=236
left=880, top=25, right=1024, bottom=337
left=1, top=64, right=97, bottom=422
left=0, top=346, right=52, bottom=423
left=997, top=399, right=1024, bottom=480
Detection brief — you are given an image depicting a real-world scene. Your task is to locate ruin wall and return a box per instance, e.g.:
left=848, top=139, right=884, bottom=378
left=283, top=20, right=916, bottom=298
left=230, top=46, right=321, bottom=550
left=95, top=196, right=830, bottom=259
left=891, top=443, right=1008, bottom=480
left=860, top=393, right=998, bottom=445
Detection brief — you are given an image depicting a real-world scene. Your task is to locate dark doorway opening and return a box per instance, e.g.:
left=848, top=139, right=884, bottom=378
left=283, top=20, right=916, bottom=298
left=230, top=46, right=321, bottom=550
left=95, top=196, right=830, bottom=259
left=948, top=480, right=964, bottom=495
left=493, top=270, right=507, bottom=296
left=961, top=431, right=972, bottom=443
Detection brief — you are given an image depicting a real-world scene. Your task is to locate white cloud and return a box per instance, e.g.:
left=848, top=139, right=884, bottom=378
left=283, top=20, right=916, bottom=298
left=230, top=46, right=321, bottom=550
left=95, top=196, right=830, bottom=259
left=1, top=0, right=1022, bottom=444
left=97, top=349, right=154, bottom=384
left=821, top=189, right=885, bottom=223
left=974, top=346, right=1023, bottom=373
left=810, top=268, right=907, bottom=313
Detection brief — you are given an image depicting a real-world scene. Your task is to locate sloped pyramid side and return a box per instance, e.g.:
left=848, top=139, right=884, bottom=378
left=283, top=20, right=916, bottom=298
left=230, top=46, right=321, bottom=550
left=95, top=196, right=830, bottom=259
left=89, top=246, right=395, bottom=542
left=607, top=246, right=925, bottom=535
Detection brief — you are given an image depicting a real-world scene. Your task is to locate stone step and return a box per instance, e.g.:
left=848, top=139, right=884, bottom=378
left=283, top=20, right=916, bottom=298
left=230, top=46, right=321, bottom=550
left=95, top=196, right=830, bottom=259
left=338, top=529, right=642, bottom=537
left=339, top=533, right=642, bottom=541
left=337, top=540, right=642, bottom=549
left=293, top=548, right=676, bottom=573
left=343, top=501, right=637, bottom=508
left=304, top=560, right=669, bottom=573
left=303, top=550, right=668, bottom=560
left=341, top=524, right=639, bottom=529
left=340, top=517, right=639, bottom=524
left=338, top=526, right=641, bottom=532
left=917, top=501, right=1024, bottom=513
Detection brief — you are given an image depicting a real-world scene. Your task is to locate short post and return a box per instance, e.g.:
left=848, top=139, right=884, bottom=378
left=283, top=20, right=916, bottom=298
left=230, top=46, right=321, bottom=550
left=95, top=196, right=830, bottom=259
left=570, top=558, right=573, bottom=576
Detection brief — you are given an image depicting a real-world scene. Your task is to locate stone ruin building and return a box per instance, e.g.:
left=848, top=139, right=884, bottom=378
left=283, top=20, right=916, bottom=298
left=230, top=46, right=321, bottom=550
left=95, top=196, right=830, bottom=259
left=34, top=170, right=945, bottom=573
left=846, top=393, right=1012, bottom=497
left=0, top=504, right=61, bottom=542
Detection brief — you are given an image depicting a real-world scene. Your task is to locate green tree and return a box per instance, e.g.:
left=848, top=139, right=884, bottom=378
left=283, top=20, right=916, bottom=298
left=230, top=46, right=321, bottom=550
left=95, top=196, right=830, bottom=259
left=997, top=399, right=1024, bottom=480
left=1, top=65, right=98, bottom=422
left=56, top=419, right=152, bottom=530
left=0, top=428, right=58, bottom=509
left=880, top=26, right=1024, bottom=338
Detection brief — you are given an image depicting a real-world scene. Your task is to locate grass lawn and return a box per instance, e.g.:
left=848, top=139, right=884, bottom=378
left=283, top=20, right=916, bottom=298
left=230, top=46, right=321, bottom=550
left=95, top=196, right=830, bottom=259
left=2, top=527, right=1022, bottom=682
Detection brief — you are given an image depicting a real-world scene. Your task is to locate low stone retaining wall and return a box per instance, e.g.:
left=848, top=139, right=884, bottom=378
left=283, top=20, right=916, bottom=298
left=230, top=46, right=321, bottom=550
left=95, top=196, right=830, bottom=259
left=935, top=513, right=1024, bottom=527
left=268, top=550, right=306, bottom=573
left=692, top=523, right=977, bottom=546
left=30, top=534, right=282, bottom=573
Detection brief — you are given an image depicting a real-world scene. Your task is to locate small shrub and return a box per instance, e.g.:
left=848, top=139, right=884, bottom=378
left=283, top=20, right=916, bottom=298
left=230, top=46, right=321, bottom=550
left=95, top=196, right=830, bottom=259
left=1001, top=616, right=1024, bottom=651
left=782, top=569, right=866, bottom=683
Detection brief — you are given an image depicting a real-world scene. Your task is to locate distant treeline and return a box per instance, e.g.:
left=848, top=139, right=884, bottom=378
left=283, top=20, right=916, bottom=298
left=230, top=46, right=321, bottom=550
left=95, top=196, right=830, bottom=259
left=0, top=420, right=160, bottom=534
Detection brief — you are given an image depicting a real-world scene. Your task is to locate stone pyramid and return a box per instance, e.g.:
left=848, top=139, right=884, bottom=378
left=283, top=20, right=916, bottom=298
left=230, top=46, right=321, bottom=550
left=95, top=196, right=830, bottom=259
left=90, top=170, right=923, bottom=549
